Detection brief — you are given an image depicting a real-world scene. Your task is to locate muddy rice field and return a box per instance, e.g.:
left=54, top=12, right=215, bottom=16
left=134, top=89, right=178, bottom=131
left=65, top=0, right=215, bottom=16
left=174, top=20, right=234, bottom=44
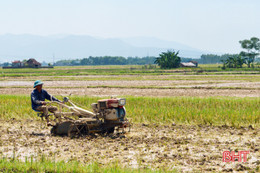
left=0, top=120, right=259, bottom=172
left=0, top=75, right=260, bottom=172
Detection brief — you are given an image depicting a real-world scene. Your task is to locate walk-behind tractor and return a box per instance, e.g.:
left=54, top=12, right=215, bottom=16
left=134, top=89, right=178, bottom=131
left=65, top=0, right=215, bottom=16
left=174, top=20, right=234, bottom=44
left=38, top=97, right=131, bottom=137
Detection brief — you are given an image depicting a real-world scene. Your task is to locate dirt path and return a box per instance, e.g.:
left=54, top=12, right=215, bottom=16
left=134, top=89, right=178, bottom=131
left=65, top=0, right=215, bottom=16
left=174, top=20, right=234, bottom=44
left=1, top=80, right=260, bottom=88
left=1, top=87, right=260, bottom=97
left=0, top=120, right=259, bottom=172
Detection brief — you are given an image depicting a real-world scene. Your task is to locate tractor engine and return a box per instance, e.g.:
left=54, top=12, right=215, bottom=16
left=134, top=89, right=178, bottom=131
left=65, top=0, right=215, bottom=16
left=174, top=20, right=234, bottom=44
left=91, top=98, right=126, bottom=121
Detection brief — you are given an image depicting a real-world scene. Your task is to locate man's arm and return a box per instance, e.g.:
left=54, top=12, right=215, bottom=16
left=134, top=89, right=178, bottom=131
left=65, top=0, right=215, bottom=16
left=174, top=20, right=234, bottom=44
left=44, top=90, right=61, bottom=102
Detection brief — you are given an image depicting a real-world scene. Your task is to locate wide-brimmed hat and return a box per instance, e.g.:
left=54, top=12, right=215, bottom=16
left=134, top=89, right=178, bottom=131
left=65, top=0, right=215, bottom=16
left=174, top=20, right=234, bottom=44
left=34, top=80, right=44, bottom=88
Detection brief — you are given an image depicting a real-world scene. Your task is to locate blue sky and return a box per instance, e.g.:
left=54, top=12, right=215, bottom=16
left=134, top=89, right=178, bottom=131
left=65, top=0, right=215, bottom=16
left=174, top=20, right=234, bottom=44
left=0, top=0, right=259, bottom=53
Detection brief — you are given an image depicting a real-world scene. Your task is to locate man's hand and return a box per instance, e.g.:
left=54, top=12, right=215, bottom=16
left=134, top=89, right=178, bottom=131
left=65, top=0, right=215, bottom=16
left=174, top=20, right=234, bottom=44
left=40, top=101, right=46, bottom=105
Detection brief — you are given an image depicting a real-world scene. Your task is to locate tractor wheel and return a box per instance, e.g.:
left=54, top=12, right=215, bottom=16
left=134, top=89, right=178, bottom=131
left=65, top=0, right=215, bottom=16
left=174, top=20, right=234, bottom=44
left=51, top=121, right=72, bottom=136
left=50, top=126, right=56, bottom=135
left=107, top=127, right=115, bottom=134
left=68, top=124, right=89, bottom=138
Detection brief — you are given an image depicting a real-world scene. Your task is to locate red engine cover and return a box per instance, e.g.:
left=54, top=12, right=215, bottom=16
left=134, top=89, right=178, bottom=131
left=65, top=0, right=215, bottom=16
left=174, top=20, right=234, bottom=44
left=107, top=99, right=119, bottom=108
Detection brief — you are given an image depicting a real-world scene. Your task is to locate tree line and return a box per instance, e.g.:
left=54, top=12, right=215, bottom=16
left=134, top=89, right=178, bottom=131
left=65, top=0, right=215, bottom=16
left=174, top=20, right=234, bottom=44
left=54, top=56, right=156, bottom=66
left=53, top=54, right=240, bottom=67
left=181, top=54, right=238, bottom=64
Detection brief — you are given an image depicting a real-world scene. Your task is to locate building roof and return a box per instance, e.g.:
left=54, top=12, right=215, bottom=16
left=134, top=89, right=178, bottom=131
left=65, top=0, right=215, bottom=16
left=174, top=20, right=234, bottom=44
left=12, top=60, right=22, bottom=64
left=27, top=58, right=41, bottom=65
left=180, top=62, right=196, bottom=67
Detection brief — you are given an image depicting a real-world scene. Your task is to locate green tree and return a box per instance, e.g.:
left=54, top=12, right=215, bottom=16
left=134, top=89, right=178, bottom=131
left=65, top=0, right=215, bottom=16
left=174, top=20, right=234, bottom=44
left=155, top=50, right=181, bottom=69
left=2, top=62, right=10, bottom=67
left=222, top=55, right=245, bottom=69
left=239, top=37, right=260, bottom=68
left=235, top=55, right=245, bottom=68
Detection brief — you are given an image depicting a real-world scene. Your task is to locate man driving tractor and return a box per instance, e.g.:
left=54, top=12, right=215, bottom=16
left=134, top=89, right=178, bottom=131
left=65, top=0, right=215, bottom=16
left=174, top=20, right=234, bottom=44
left=31, top=80, right=62, bottom=125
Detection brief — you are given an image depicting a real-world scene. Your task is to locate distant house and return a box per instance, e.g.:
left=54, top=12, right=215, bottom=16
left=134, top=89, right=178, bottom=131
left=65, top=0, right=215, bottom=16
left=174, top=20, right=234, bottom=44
left=27, top=58, right=41, bottom=68
left=3, top=58, right=51, bottom=69
left=189, top=61, right=198, bottom=67
left=12, top=60, right=23, bottom=67
left=180, top=62, right=197, bottom=67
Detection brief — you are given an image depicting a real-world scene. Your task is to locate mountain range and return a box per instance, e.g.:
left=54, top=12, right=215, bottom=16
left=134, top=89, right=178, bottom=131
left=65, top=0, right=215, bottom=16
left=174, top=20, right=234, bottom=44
left=0, top=34, right=207, bottom=63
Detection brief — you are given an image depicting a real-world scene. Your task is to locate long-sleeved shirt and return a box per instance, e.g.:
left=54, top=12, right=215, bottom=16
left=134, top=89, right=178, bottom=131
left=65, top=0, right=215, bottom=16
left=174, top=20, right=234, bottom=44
left=31, top=89, right=60, bottom=111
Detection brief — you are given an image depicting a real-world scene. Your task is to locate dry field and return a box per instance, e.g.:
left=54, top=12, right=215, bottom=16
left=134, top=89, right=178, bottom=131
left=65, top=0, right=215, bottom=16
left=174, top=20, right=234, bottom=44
left=0, top=75, right=260, bottom=97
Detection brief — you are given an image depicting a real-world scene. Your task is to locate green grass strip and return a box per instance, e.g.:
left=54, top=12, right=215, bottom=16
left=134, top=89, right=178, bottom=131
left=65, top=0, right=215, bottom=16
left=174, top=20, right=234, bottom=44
left=0, top=156, right=176, bottom=173
left=1, top=65, right=260, bottom=77
left=0, top=95, right=259, bottom=127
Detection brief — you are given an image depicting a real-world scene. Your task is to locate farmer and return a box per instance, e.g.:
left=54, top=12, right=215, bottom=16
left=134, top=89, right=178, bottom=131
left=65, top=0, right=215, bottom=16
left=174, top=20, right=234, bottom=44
left=31, top=80, right=61, bottom=125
